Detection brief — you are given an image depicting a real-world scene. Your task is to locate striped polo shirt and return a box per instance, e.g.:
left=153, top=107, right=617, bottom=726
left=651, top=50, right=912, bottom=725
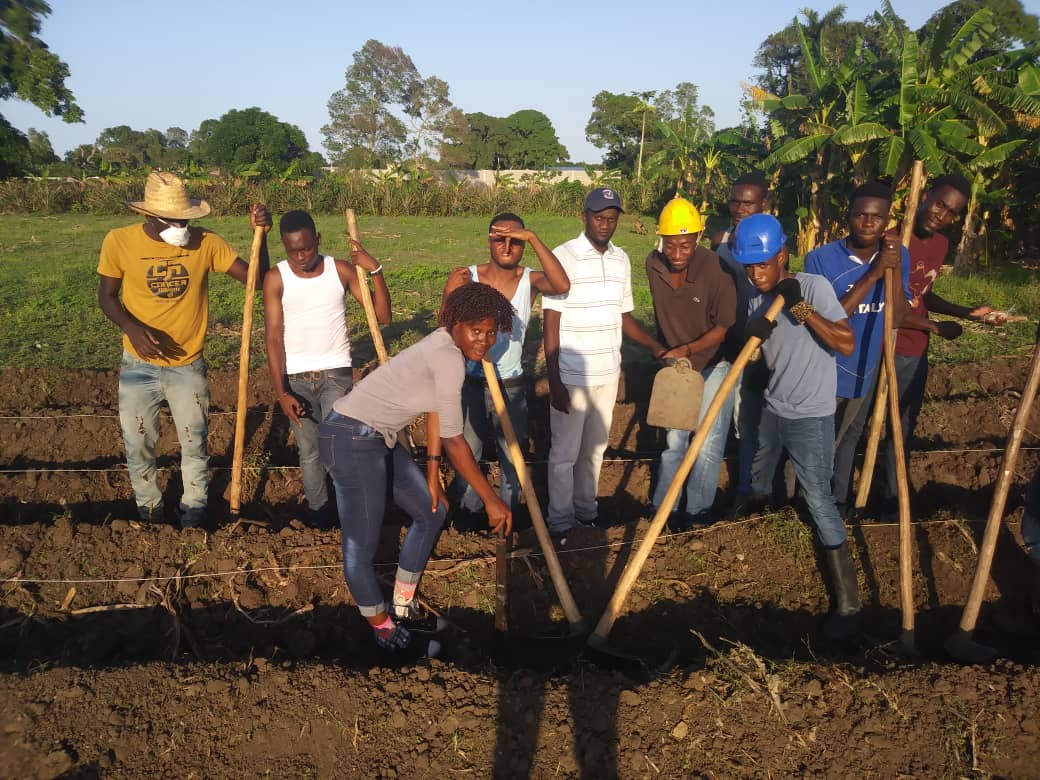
left=542, top=232, right=634, bottom=386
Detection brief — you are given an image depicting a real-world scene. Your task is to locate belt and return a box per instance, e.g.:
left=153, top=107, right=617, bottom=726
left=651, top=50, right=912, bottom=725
left=288, top=368, right=350, bottom=381
left=466, top=374, right=526, bottom=389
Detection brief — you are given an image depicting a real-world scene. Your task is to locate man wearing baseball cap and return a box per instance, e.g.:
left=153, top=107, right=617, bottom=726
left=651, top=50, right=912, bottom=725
left=97, top=170, right=271, bottom=528
left=733, top=214, right=863, bottom=639
left=542, top=187, right=633, bottom=536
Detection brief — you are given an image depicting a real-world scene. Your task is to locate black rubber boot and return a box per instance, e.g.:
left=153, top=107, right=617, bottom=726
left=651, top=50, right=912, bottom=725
left=823, top=541, right=862, bottom=639
left=1031, top=559, right=1040, bottom=621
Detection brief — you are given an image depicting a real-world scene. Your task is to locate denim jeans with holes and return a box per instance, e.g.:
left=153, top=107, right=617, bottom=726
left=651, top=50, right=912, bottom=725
left=287, top=367, right=353, bottom=511
left=118, top=350, right=209, bottom=522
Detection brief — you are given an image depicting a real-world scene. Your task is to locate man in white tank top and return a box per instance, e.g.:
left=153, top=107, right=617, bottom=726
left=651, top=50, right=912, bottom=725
left=440, top=212, right=570, bottom=528
left=263, top=210, right=391, bottom=527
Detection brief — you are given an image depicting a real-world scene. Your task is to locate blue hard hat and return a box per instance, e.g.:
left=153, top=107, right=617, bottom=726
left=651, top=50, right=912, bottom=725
left=732, top=214, right=787, bottom=265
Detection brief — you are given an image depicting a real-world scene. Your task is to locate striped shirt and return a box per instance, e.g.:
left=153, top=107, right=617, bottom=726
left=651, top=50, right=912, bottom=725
left=542, top=232, right=634, bottom=386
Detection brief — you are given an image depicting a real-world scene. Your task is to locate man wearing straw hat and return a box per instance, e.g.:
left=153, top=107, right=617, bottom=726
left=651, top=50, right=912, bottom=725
left=98, top=170, right=271, bottom=528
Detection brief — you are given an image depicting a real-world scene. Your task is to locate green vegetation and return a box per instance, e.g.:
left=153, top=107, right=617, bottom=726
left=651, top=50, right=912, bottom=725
left=0, top=214, right=1035, bottom=371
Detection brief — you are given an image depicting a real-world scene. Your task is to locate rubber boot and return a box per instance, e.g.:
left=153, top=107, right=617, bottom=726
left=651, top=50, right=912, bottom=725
left=823, top=541, right=862, bottom=639
left=1031, top=559, right=1040, bottom=621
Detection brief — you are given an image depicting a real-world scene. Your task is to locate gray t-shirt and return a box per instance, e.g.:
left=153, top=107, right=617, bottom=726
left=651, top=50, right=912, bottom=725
left=747, top=272, right=847, bottom=419
left=333, top=328, right=465, bottom=447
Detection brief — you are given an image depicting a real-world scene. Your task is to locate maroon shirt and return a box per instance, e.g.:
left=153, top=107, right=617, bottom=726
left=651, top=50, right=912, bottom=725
left=645, top=247, right=736, bottom=371
left=895, top=231, right=949, bottom=358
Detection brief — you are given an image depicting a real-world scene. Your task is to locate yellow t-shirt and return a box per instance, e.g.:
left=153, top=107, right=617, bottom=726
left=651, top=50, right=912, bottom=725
left=97, top=224, right=239, bottom=366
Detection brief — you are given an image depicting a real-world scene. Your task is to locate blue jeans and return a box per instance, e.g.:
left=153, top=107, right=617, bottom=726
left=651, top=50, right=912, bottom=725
left=883, top=354, right=927, bottom=501
left=735, top=364, right=767, bottom=497
left=652, top=361, right=734, bottom=516
left=451, top=377, right=527, bottom=512
left=750, top=409, right=846, bottom=548
left=118, top=350, right=209, bottom=522
left=287, top=367, right=353, bottom=510
left=833, top=371, right=879, bottom=507
left=319, top=412, right=446, bottom=616
left=1023, top=468, right=1040, bottom=562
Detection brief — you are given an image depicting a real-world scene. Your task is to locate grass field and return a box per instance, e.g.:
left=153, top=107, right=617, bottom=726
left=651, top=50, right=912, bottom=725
left=0, top=214, right=1036, bottom=370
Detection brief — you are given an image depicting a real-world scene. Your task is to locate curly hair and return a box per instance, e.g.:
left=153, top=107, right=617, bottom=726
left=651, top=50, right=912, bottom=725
left=439, top=282, right=514, bottom=333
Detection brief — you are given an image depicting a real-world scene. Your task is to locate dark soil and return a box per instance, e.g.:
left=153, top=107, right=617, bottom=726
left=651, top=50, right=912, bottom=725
left=2, top=354, right=1039, bottom=778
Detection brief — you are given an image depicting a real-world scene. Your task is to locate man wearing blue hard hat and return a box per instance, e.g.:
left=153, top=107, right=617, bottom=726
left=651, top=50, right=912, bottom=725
left=733, top=214, right=863, bottom=639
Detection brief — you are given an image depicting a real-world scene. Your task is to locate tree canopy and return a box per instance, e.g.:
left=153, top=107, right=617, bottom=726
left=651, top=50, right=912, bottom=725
left=323, top=39, right=462, bottom=167
left=190, top=108, right=313, bottom=176
left=0, top=1, right=81, bottom=176
left=585, top=84, right=715, bottom=173
left=440, top=109, right=569, bottom=169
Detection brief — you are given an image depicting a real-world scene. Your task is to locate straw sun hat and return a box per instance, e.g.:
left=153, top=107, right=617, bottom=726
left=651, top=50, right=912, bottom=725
left=126, top=171, right=211, bottom=220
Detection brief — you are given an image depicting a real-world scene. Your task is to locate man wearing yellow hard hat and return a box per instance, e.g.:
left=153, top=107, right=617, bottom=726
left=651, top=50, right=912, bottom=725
left=644, top=197, right=737, bottom=530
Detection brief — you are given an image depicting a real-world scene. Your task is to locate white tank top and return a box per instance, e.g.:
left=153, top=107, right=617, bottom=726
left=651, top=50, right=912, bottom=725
left=278, top=256, right=352, bottom=373
left=467, top=265, right=531, bottom=380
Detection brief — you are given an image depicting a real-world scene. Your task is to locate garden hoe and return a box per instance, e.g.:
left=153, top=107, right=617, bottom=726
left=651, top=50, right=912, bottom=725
left=946, top=331, right=1040, bottom=663
left=346, top=209, right=417, bottom=454
left=229, top=224, right=267, bottom=518
left=647, top=357, right=704, bottom=432
left=483, top=362, right=649, bottom=675
left=587, top=295, right=786, bottom=657
left=860, top=160, right=926, bottom=655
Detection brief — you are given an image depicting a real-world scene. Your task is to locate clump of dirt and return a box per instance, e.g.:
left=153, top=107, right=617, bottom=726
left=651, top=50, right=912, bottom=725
left=1, top=356, right=1039, bottom=778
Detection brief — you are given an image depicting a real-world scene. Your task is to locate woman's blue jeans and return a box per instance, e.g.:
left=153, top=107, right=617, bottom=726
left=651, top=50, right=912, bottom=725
left=319, top=412, right=446, bottom=616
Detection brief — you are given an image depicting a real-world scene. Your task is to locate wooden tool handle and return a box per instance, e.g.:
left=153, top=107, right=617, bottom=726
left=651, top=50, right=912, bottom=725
left=482, top=360, right=585, bottom=631
left=346, top=209, right=389, bottom=365
left=589, top=294, right=786, bottom=647
left=229, top=225, right=267, bottom=516
left=857, top=161, right=928, bottom=511
left=958, top=335, right=1040, bottom=632
left=889, top=161, right=926, bottom=636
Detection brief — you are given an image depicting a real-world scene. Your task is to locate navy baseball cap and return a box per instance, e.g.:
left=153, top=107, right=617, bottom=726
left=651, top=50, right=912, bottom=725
left=584, top=187, right=624, bottom=213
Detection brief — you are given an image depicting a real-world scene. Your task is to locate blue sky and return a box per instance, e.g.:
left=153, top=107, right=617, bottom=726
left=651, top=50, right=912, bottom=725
left=4, top=0, right=1034, bottom=164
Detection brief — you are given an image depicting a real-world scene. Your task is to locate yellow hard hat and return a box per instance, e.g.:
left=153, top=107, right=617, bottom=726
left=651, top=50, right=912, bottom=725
left=657, top=197, right=705, bottom=236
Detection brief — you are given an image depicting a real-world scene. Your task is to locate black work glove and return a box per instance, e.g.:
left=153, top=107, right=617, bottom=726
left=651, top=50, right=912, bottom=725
left=775, top=278, right=803, bottom=309
left=746, top=316, right=777, bottom=342
left=936, top=321, right=963, bottom=340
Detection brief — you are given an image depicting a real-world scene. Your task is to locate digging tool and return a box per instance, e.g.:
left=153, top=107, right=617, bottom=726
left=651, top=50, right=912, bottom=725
left=855, top=161, right=926, bottom=653
left=588, top=295, right=786, bottom=651
left=481, top=360, right=586, bottom=634
left=946, top=333, right=1040, bottom=662
left=229, top=225, right=267, bottom=517
left=495, top=526, right=511, bottom=635
left=647, top=358, right=705, bottom=431
left=346, top=209, right=389, bottom=365
left=856, top=161, right=926, bottom=513
left=346, top=208, right=418, bottom=452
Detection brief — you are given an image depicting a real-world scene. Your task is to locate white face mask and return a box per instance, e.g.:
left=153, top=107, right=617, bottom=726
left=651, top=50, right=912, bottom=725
left=157, top=218, right=191, bottom=247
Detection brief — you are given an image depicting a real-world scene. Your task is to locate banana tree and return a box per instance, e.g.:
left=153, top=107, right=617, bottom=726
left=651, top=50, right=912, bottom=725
left=872, top=2, right=1040, bottom=270
left=750, top=18, right=889, bottom=253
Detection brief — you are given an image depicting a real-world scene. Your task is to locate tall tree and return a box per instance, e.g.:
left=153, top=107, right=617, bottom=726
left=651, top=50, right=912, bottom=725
left=504, top=110, right=569, bottom=168
left=753, top=5, right=882, bottom=97
left=440, top=109, right=569, bottom=169
left=191, top=108, right=310, bottom=175
left=323, top=39, right=460, bottom=166
left=586, top=84, right=714, bottom=174
left=0, top=1, right=82, bottom=177
left=26, top=127, right=57, bottom=170
left=0, top=1, right=82, bottom=121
